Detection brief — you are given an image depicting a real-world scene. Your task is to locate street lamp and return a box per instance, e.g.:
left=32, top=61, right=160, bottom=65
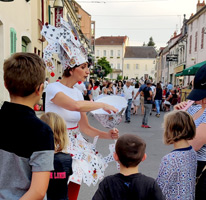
left=53, top=0, right=63, bottom=8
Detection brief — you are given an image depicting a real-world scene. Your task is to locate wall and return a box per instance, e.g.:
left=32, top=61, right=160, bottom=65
left=0, top=0, right=32, bottom=103
left=78, top=6, right=91, bottom=41
left=95, top=45, right=124, bottom=79
left=186, top=9, right=206, bottom=84
left=123, top=58, right=156, bottom=80
left=187, top=11, right=206, bottom=66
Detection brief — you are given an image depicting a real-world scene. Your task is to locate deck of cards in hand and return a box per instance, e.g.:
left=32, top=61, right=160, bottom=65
left=90, top=96, right=127, bottom=169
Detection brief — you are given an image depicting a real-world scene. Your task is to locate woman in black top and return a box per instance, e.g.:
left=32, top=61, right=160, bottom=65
left=41, top=112, right=73, bottom=200
left=154, top=83, right=163, bottom=117
left=107, top=82, right=114, bottom=95
left=116, top=80, right=124, bottom=95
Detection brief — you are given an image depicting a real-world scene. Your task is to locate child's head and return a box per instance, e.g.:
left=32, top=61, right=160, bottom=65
left=4, top=52, right=45, bottom=97
left=115, top=134, right=146, bottom=168
left=163, top=110, right=196, bottom=144
left=40, top=112, right=68, bottom=152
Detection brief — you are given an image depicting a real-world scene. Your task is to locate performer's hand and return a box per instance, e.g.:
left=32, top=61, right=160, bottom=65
left=103, top=103, right=118, bottom=114
left=108, top=128, right=119, bottom=139
left=173, top=101, right=187, bottom=110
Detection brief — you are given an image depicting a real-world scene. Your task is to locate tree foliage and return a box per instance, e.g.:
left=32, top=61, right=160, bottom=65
left=117, top=74, right=123, bottom=80
left=147, top=37, right=156, bottom=47
left=97, top=57, right=113, bottom=78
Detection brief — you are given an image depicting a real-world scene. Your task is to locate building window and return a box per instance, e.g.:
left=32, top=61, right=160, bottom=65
left=111, top=63, right=113, bottom=69
left=117, top=63, right=120, bottom=69
left=96, top=50, right=99, bottom=57
left=135, top=64, right=139, bottom=70
left=22, top=38, right=27, bottom=52
left=127, top=64, right=130, bottom=70
left=144, top=74, right=148, bottom=79
left=110, top=73, right=113, bottom=79
left=117, top=50, right=120, bottom=57
left=195, top=31, right=198, bottom=52
left=189, top=35, right=192, bottom=54
left=38, top=50, right=41, bottom=56
left=201, top=27, right=204, bottom=49
left=103, top=50, right=106, bottom=57
left=34, top=47, right=37, bottom=54
left=110, top=50, right=113, bottom=57
left=10, top=28, right=17, bottom=55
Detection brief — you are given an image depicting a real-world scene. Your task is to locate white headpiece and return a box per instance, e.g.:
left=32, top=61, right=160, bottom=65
left=41, top=17, right=88, bottom=75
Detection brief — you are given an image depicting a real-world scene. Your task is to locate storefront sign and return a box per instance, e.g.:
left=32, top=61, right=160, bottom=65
left=174, top=65, right=185, bottom=73
left=166, top=54, right=178, bottom=62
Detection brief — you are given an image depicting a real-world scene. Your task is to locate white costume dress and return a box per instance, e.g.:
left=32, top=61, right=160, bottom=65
left=45, top=82, right=107, bottom=186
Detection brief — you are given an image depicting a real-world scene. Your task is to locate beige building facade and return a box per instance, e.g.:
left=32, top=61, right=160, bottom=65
left=124, top=46, right=157, bottom=81
left=0, top=0, right=93, bottom=104
left=95, top=36, right=129, bottom=79
left=0, top=0, right=32, bottom=103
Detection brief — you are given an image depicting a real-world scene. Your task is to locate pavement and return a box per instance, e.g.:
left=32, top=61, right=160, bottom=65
left=36, top=109, right=173, bottom=200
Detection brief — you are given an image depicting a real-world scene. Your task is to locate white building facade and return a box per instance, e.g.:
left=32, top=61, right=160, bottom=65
left=95, top=36, right=129, bottom=79
left=186, top=3, right=206, bottom=84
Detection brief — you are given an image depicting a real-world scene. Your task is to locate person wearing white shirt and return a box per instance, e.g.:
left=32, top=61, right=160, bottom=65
left=123, top=80, right=134, bottom=123
left=74, top=81, right=87, bottom=96
left=92, top=81, right=101, bottom=101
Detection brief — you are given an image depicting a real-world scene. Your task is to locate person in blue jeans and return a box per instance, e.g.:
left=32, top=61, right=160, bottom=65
left=154, top=83, right=163, bottom=118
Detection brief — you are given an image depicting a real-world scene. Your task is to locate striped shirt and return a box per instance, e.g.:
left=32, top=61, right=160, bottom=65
left=188, top=104, right=206, bottom=161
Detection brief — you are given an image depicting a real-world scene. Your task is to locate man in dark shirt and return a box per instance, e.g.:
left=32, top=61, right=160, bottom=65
left=92, top=134, right=165, bottom=200
left=0, top=53, right=54, bottom=199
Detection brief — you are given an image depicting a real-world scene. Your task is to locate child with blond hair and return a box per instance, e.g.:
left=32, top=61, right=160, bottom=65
left=41, top=112, right=73, bottom=200
left=157, top=110, right=197, bottom=200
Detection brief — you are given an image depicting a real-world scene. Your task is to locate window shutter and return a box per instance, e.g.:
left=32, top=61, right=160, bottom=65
left=48, top=5, right=51, bottom=24
left=10, top=28, right=17, bottom=55
left=14, top=31, right=16, bottom=53
left=10, top=28, right=14, bottom=54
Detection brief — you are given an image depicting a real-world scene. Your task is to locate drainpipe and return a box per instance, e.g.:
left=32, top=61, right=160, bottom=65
left=41, top=0, right=44, bottom=58
left=41, top=0, right=44, bottom=25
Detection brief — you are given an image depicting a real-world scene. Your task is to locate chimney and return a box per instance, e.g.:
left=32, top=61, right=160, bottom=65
left=197, top=0, right=205, bottom=12
left=174, top=31, right=177, bottom=37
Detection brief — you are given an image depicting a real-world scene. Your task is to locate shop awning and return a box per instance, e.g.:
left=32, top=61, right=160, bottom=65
left=182, top=61, right=206, bottom=75
left=175, top=72, right=183, bottom=77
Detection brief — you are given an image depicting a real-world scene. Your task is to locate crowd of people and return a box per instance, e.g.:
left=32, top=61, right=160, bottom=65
left=1, top=52, right=206, bottom=200
left=67, top=77, right=181, bottom=128
left=0, top=17, right=205, bottom=200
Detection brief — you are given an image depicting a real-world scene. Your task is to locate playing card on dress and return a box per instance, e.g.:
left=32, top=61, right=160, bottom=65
left=44, top=58, right=55, bottom=72
left=104, top=153, right=115, bottom=164
left=92, top=136, right=99, bottom=149
left=69, top=160, right=83, bottom=185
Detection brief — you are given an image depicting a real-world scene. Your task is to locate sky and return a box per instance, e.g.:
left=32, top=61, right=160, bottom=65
left=76, top=0, right=198, bottom=48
